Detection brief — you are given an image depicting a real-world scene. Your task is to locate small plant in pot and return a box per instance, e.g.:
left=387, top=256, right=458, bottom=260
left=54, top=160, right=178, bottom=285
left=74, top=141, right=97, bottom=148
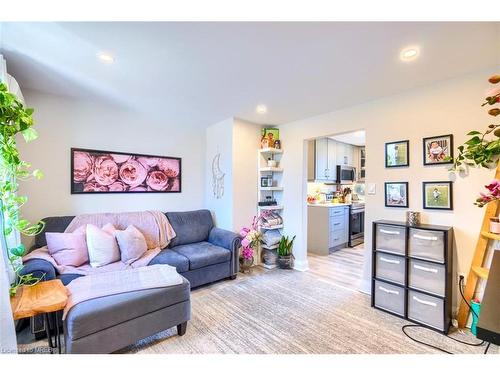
left=277, top=235, right=295, bottom=269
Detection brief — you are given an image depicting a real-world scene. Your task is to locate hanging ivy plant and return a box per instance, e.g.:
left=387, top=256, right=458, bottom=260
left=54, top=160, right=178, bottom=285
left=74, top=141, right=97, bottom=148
left=0, top=82, right=45, bottom=296
left=451, top=74, right=500, bottom=170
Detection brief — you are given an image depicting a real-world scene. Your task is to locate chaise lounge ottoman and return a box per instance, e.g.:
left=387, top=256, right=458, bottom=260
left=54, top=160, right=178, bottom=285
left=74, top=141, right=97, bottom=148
left=64, top=277, right=191, bottom=354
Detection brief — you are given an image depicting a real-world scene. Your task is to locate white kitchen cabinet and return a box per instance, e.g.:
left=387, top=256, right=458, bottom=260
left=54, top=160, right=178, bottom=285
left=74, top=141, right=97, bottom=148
left=308, top=205, right=349, bottom=255
left=314, top=138, right=336, bottom=181
left=315, top=138, right=328, bottom=180
left=336, top=142, right=354, bottom=166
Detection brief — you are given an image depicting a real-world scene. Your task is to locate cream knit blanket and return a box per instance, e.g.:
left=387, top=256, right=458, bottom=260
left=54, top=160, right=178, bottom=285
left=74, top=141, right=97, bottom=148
left=24, top=210, right=176, bottom=276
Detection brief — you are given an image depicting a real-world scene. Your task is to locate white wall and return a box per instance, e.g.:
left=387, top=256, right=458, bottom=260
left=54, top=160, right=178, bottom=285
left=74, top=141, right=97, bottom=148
left=279, top=69, right=497, bottom=310
left=205, top=118, right=235, bottom=230
left=205, top=117, right=260, bottom=232
left=232, top=118, right=261, bottom=231
left=18, top=90, right=206, bottom=245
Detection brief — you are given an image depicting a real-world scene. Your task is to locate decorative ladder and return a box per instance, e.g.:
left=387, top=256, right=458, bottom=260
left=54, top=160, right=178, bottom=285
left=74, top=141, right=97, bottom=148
left=456, top=163, right=500, bottom=328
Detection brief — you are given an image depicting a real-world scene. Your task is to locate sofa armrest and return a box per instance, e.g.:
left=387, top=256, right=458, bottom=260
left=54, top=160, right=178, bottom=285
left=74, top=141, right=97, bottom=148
left=208, top=227, right=241, bottom=275
left=20, top=259, right=56, bottom=281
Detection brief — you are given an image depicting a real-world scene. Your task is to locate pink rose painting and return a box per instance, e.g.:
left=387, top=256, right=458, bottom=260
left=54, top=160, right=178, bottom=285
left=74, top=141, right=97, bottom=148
left=71, top=148, right=181, bottom=194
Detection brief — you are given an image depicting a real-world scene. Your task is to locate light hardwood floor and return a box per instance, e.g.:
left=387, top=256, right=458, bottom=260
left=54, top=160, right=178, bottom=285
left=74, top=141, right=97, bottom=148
left=307, top=245, right=365, bottom=291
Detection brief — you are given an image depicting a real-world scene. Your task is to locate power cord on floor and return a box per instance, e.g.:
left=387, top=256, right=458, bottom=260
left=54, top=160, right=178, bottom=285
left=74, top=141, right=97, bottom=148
left=401, top=276, right=489, bottom=354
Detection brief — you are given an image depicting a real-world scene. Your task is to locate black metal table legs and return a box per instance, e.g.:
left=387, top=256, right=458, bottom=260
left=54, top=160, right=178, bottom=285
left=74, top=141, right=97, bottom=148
left=44, top=311, right=62, bottom=354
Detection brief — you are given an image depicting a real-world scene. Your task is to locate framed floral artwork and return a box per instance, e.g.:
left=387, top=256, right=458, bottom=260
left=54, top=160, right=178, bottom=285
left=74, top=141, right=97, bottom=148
left=71, top=148, right=181, bottom=194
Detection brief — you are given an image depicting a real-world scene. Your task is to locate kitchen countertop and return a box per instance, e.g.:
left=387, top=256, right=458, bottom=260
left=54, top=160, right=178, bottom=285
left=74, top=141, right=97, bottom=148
left=307, top=202, right=351, bottom=207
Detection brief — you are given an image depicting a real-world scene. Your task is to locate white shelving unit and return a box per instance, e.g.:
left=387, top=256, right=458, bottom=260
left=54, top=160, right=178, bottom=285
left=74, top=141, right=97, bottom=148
left=257, top=147, right=283, bottom=269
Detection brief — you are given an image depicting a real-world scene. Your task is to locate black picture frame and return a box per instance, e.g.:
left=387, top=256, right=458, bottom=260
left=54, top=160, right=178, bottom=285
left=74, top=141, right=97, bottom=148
left=384, top=182, right=409, bottom=208
left=71, top=148, right=182, bottom=194
left=422, top=181, right=453, bottom=210
left=385, top=140, right=410, bottom=168
left=422, top=134, right=454, bottom=166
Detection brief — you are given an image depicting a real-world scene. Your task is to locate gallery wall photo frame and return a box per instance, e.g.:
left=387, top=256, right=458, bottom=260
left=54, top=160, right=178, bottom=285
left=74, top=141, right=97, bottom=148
left=422, top=181, right=453, bottom=210
left=422, top=134, right=454, bottom=166
left=384, top=181, right=409, bottom=208
left=71, top=148, right=182, bottom=194
left=385, top=140, right=410, bottom=168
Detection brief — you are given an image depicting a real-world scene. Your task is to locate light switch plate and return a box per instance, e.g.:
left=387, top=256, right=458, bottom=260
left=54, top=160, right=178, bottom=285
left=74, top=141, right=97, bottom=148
left=367, top=183, right=376, bottom=195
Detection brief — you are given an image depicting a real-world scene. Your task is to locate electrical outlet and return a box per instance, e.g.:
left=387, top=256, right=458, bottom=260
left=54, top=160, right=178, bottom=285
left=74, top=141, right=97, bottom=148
left=457, top=272, right=466, bottom=285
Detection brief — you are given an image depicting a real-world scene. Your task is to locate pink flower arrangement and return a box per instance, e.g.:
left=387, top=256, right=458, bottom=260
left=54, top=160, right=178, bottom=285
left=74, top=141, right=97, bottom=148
left=476, top=179, right=500, bottom=207
left=239, top=216, right=263, bottom=260
left=241, top=246, right=253, bottom=260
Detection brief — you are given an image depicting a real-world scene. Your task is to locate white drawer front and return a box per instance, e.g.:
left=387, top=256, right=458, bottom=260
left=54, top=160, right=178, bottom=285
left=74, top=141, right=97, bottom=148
left=375, top=252, right=405, bottom=285
left=408, top=229, right=445, bottom=263
left=329, top=207, right=345, bottom=217
left=374, top=280, right=405, bottom=316
left=329, top=229, right=346, bottom=248
left=375, top=224, right=405, bottom=255
left=329, top=216, right=345, bottom=231
left=409, top=259, right=446, bottom=297
left=408, top=290, right=445, bottom=331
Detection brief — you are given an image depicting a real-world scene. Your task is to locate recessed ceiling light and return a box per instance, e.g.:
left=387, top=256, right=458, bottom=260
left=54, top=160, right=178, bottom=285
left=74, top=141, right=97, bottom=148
left=97, top=52, right=114, bottom=64
left=256, top=104, right=267, bottom=114
left=400, top=47, right=419, bottom=62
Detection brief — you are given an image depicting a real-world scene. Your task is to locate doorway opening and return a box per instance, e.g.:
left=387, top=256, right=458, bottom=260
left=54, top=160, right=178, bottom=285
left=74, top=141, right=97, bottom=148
left=305, top=130, right=366, bottom=291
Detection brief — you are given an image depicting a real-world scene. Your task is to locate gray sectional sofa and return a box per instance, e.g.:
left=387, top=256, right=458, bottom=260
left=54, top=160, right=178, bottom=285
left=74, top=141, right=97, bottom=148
left=21, top=209, right=241, bottom=353
left=23, top=209, right=241, bottom=288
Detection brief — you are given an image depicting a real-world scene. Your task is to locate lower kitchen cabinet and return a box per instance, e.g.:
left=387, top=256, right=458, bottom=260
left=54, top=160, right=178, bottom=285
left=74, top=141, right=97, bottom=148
left=371, top=220, right=453, bottom=333
left=308, top=205, right=349, bottom=255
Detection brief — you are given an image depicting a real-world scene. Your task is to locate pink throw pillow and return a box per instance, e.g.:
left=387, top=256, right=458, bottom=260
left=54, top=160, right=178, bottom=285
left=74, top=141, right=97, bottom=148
left=86, top=223, right=121, bottom=267
left=46, top=232, right=89, bottom=267
left=115, top=225, right=148, bottom=265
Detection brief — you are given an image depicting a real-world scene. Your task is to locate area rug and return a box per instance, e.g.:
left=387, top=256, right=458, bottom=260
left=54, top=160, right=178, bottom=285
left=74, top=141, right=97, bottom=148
left=121, top=269, right=496, bottom=354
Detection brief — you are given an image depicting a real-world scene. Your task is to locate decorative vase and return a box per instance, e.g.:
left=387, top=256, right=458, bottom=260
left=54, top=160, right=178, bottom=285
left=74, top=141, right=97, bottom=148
left=406, top=211, right=421, bottom=226
left=239, top=256, right=254, bottom=273
left=277, top=255, right=294, bottom=269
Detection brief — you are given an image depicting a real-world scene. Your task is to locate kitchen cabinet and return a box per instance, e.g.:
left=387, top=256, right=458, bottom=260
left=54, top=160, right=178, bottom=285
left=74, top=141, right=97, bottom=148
left=336, top=142, right=354, bottom=166
left=314, top=138, right=336, bottom=181
left=307, top=205, right=349, bottom=255
left=310, top=138, right=358, bottom=182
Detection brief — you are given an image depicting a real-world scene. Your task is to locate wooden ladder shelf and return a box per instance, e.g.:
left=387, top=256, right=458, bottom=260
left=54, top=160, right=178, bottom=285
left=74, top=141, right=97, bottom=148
left=456, top=164, right=499, bottom=328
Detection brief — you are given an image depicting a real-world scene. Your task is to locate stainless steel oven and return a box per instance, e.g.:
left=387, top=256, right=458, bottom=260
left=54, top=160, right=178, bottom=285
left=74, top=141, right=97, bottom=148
left=336, top=165, right=356, bottom=184
left=349, top=202, right=365, bottom=247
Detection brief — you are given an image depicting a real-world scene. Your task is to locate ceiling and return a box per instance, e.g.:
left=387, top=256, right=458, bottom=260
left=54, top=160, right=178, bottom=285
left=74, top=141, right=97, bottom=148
left=1, top=22, right=499, bottom=128
left=330, top=131, right=365, bottom=146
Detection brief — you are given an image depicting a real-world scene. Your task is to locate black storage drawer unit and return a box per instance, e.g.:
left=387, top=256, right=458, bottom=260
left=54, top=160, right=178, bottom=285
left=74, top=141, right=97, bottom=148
left=371, top=220, right=453, bottom=333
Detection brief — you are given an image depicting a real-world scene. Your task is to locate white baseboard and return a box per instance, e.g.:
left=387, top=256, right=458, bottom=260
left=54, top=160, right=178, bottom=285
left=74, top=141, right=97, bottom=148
left=359, top=278, right=371, bottom=295
left=293, top=258, right=309, bottom=272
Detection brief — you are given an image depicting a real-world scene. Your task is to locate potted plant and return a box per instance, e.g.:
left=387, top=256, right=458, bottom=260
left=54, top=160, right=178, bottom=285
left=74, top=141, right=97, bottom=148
left=277, top=235, right=296, bottom=269
left=0, top=82, right=45, bottom=296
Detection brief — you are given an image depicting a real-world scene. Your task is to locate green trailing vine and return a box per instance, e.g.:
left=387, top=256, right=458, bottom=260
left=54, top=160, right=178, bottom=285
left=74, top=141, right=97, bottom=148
left=0, top=82, right=45, bottom=296
left=451, top=74, right=500, bottom=171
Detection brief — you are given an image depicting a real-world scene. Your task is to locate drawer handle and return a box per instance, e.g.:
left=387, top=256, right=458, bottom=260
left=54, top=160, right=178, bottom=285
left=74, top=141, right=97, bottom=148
left=378, top=286, right=399, bottom=295
left=413, top=234, right=438, bottom=241
left=413, top=264, right=438, bottom=273
left=380, top=229, right=400, bottom=235
left=412, top=296, right=437, bottom=307
left=333, top=222, right=341, bottom=226
left=380, top=257, right=400, bottom=265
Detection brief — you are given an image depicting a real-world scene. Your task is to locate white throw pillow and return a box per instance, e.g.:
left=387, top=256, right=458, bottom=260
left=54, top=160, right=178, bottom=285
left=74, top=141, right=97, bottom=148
left=86, top=223, right=121, bottom=267
left=115, top=225, right=148, bottom=265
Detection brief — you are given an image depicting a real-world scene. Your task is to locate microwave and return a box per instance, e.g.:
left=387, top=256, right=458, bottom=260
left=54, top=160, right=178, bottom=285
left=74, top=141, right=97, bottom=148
left=336, top=165, right=356, bottom=184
